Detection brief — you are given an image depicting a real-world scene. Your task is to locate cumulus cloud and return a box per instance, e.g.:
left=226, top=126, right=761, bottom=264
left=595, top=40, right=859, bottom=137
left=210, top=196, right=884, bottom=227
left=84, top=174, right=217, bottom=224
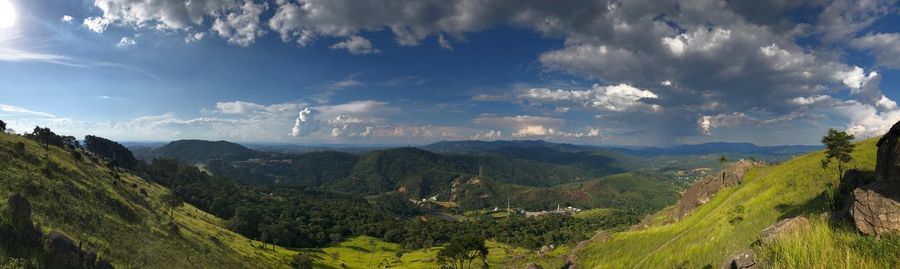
left=66, top=0, right=900, bottom=143
left=330, top=35, right=379, bottom=55
left=61, top=15, right=73, bottom=23
left=290, top=107, right=314, bottom=137
left=83, top=17, right=109, bottom=33
left=211, top=1, right=267, bottom=47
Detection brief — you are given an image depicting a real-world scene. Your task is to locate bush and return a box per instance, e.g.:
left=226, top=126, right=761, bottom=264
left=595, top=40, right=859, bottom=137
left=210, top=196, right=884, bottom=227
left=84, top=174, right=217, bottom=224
left=290, top=253, right=315, bottom=269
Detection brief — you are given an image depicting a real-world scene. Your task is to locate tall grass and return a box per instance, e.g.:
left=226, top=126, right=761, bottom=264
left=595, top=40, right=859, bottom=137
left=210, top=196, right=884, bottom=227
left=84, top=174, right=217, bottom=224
left=757, top=218, right=900, bottom=269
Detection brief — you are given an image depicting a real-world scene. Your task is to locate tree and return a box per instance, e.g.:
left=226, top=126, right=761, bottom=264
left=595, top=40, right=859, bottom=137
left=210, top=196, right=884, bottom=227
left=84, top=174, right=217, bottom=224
left=25, top=126, right=65, bottom=148
left=436, top=234, right=489, bottom=269
left=84, top=135, right=139, bottom=169
left=718, top=155, right=728, bottom=182
left=290, top=253, right=315, bottom=269
left=821, top=128, right=855, bottom=181
left=0, top=119, right=5, bottom=132
left=161, top=190, right=184, bottom=217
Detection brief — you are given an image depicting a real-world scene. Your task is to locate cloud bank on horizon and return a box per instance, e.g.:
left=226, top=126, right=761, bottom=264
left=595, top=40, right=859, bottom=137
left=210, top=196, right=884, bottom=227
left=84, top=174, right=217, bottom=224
left=1, top=0, right=899, bottom=146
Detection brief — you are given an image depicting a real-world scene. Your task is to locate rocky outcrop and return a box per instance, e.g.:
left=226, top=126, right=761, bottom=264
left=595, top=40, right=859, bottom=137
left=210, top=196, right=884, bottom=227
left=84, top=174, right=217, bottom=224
left=851, top=181, right=900, bottom=236
left=720, top=249, right=759, bottom=269
left=758, top=216, right=810, bottom=244
left=670, top=161, right=760, bottom=221
left=851, top=120, right=900, bottom=236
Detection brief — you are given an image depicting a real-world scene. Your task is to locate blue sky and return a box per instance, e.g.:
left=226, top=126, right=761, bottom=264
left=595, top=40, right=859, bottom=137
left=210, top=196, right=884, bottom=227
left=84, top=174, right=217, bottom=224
left=1, top=0, right=899, bottom=146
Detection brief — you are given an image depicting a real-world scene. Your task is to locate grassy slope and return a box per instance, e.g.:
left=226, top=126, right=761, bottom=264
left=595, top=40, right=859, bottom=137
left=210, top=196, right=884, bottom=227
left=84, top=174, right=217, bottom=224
left=0, top=133, right=296, bottom=268
left=306, top=236, right=570, bottom=269
left=578, top=138, right=879, bottom=268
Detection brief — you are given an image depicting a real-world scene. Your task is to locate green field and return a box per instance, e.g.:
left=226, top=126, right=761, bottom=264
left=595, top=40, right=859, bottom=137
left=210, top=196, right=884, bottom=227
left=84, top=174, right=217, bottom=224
left=303, top=236, right=570, bottom=269
left=576, top=138, right=892, bottom=268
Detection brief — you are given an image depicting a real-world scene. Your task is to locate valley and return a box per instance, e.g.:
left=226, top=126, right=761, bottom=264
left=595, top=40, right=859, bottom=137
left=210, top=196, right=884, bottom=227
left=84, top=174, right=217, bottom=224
left=1, top=124, right=853, bottom=269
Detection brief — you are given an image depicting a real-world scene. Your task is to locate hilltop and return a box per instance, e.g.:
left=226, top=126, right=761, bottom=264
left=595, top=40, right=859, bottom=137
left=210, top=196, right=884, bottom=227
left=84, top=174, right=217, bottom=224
left=0, top=132, right=296, bottom=268
left=132, top=139, right=259, bottom=164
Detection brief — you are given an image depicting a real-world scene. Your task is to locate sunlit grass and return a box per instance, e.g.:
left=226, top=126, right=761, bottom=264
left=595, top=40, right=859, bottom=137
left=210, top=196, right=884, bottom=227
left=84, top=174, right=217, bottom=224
left=755, top=217, right=900, bottom=269
left=307, top=236, right=570, bottom=269
left=0, top=132, right=296, bottom=268
left=577, top=138, right=879, bottom=268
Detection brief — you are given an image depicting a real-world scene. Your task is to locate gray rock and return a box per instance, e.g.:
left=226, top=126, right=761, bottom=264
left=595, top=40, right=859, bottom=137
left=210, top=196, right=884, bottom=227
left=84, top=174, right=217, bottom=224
left=720, top=249, right=758, bottom=269
left=670, top=161, right=759, bottom=221
left=850, top=120, right=900, bottom=236
left=759, top=216, right=810, bottom=244
left=851, top=181, right=900, bottom=236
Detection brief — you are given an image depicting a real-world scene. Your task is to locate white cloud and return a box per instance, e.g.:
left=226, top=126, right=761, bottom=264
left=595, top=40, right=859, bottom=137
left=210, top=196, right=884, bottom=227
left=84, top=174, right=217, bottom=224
left=61, top=15, right=74, bottom=23
left=185, top=32, right=206, bottom=43
left=837, top=66, right=878, bottom=91
left=215, top=101, right=266, bottom=114
left=833, top=100, right=900, bottom=139
left=521, top=83, right=659, bottom=112
left=472, top=130, right=502, bottom=140
left=0, top=104, right=57, bottom=118
left=116, top=37, right=136, bottom=48
left=791, top=95, right=831, bottom=106
left=290, top=107, right=314, bottom=137
left=83, top=17, right=109, bottom=33
left=330, top=35, right=379, bottom=55
left=0, top=48, right=77, bottom=66
left=211, top=1, right=267, bottom=47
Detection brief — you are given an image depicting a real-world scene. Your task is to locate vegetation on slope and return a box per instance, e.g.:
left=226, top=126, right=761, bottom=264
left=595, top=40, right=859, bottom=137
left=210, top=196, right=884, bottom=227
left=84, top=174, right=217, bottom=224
left=0, top=132, right=296, bottom=268
left=137, top=140, right=258, bottom=164
left=577, top=138, right=881, bottom=268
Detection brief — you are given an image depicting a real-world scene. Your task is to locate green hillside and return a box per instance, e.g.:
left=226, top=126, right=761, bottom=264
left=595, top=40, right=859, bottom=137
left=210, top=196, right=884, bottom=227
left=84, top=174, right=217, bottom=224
left=576, top=137, right=892, bottom=268
left=138, top=140, right=258, bottom=164
left=0, top=133, right=296, bottom=268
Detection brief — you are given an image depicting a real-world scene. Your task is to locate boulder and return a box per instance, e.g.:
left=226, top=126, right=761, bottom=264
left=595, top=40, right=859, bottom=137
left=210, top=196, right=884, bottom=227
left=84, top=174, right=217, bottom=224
left=759, top=216, right=810, bottom=244
left=850, top=120, right=900, bottom=236
left=538, top=245, right=551, bottom=258
left=720, top=249, right=758, bottom=269
left=875, top=121, right=900, bottom=185
left=670, top=161, right=759, bottom=220
left=851, top=181, right=900, bottom=236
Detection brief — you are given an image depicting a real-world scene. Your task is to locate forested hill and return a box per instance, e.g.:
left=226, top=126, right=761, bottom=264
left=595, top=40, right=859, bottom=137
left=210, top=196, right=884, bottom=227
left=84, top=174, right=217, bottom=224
left=207, top=146, right=628, bottom=197
left=132, top=139, right=259, bottom=164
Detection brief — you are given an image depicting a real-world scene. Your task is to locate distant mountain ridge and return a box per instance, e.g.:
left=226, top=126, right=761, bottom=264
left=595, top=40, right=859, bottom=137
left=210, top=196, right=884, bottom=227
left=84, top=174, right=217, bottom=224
left=610, top=141, right=821, bottom=156
left=424, top=140, right=820, bottom=157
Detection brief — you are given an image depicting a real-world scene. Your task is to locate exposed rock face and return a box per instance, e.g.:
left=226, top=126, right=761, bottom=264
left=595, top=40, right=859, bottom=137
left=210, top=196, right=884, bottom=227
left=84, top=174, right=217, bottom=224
left=875, top=122, right=900, bottom=186
left=759, top=216, right=810, bottom=244
left=720, top=249, right=758, bottom=269
left=852, top=181, right=900, bottom=236
left=670, top=161, right=760, bottom=221
left=851, top=120, right=900, bottom=236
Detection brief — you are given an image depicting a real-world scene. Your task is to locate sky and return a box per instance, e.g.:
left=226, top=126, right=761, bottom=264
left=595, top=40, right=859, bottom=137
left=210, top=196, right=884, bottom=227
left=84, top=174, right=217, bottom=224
left=0, top=0, right=899, bottom=146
